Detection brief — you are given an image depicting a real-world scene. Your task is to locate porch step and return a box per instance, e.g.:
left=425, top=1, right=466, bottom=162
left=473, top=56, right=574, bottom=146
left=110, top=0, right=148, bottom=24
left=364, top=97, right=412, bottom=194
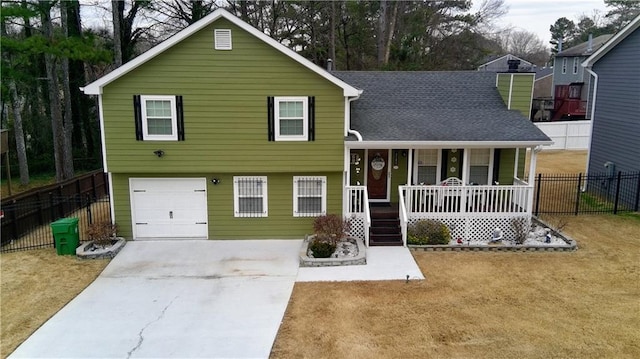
left=369, top=205, right=402, bottom=246
left=369, top=233, right=403, bottom=246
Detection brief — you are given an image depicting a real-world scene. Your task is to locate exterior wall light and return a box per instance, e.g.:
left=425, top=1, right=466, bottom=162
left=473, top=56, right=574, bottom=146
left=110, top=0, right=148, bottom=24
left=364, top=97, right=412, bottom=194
left=211, top=178, right=220, bottom=185
left=153, top=150, right=165, bottom=157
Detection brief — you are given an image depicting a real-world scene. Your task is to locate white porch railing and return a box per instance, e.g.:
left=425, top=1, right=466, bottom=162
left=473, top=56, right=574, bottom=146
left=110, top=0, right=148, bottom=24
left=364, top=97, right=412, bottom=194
left=398, top=186, right=408, bottom=246
left=398, top=183, right=533, bottom=243
left=344, top=186, right=371, bottom=246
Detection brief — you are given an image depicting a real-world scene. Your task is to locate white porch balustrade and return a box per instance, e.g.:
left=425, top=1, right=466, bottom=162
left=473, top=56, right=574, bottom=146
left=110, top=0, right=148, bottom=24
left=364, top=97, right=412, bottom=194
left=399, top=183, right=533, bottom=243
left=344, top=186, right=371, bottom=246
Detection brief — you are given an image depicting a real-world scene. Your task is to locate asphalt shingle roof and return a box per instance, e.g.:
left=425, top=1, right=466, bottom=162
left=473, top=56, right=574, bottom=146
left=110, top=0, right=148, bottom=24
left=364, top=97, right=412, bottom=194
left=556, top=34, right=613, bottom=57
left=333, top=71, right=551, bottom=143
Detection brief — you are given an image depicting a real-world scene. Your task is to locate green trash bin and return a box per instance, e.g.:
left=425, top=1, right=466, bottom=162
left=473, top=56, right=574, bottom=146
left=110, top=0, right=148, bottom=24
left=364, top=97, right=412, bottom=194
left=50, top=217, right=80, bottom=255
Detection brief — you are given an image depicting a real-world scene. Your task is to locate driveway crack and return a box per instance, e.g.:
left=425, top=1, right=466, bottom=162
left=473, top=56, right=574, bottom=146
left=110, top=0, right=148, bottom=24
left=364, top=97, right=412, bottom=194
left=126, top=296, right=179, bottom=359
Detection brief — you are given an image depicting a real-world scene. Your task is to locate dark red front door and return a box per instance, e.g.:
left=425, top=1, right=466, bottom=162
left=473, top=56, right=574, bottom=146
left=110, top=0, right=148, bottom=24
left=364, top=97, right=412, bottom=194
left=367, top=150, right=388, bottom=200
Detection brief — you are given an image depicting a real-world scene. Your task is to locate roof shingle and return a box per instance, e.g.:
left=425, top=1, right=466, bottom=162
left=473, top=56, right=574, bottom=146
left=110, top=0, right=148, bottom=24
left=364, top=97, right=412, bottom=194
left=333, top=71, right=551, bottom=143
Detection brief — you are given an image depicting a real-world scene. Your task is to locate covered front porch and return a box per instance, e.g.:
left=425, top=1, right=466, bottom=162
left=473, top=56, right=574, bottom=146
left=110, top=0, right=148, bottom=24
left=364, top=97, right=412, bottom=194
left=343, top=146, right=540, bottom=246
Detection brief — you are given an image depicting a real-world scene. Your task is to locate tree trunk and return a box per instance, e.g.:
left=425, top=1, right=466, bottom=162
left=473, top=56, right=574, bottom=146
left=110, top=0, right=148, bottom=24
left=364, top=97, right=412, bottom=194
left=377, top=0, right=387, bottom=67
left=60, top=4, right=75, bottom=179
left=383, top=1, right=399, bottom=65
left=41, top=2, right=66, bottom=182
left=112, top=0, right=123, bottom=67
left=8, top=81, right=30, bottom=185
left=330, top=1, right=336, bottom=68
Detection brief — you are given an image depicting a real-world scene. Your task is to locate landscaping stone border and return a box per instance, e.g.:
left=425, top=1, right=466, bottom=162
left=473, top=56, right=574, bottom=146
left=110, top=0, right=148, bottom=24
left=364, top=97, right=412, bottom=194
left=76, top=238, right=127, bottom=259
left=299, top=236, right=366, bottom=267
left=409, top=217, right=577, bottom=252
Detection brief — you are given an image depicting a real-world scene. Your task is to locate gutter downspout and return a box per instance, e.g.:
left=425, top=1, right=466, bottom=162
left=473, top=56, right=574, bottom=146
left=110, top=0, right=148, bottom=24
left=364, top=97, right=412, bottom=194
left=346, top=94, right=363, bottom=141
left=583, top=67, right=598, bottom=190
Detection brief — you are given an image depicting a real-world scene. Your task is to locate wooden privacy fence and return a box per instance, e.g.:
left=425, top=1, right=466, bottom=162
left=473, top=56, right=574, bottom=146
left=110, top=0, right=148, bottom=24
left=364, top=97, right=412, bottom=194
left=533, top=171, right=640, bottom=215
left=1, top=170, right=110, bottom=252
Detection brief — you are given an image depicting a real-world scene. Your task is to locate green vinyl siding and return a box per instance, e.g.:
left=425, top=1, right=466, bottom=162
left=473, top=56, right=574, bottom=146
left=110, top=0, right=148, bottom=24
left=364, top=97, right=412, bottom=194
left=112, top=172, right=342, bottom=239
left=497, top=148, right=516, bottom=185
left=496, top=73, right=534, bottom=117
left=496, top=148, right=527, bottom=184
left=389, top=149, right=408, bottom=202
left=102, top=18, right=345, bottom=174
left=497, top=74, right=511, bottom=103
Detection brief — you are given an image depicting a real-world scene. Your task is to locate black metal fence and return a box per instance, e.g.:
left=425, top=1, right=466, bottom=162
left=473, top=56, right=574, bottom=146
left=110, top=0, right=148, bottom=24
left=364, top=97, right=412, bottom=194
left=1, top=170, right=111, bottom=253
left=1, top=195, right=112, bottom=253
left=534, top=171, right=640, bottom=215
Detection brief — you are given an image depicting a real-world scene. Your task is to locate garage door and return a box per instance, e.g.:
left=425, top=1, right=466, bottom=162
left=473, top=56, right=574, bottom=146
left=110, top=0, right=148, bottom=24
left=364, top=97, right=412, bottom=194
left=130, top=178, right=208, bottom=239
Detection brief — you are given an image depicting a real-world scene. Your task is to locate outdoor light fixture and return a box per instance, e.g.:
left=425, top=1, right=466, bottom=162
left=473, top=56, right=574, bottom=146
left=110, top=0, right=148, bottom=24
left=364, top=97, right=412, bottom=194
left=153, top=150, right=165, bottom=157
left=211, top=178, right=220, bottom=185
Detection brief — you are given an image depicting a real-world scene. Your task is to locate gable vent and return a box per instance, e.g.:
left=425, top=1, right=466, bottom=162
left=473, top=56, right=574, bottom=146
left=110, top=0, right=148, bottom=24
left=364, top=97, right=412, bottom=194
left=214, top=29, right=232, bottom=50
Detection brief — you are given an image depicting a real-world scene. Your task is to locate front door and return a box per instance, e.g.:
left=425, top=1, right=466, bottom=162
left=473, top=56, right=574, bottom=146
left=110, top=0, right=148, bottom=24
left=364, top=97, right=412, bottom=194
left=367, top=149, right=389, bottom=201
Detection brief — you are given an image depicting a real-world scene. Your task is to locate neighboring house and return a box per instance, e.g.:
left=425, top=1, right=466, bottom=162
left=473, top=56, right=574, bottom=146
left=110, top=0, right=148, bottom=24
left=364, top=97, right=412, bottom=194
left=551, top=34, right=612, bottom=120
left=83, top=9, right=551, bottom=245
left=582, top=15, right=640, bottom=178
left=477, top=54, right=533, bottom=72
left=531, top=67, right=554, bottom=122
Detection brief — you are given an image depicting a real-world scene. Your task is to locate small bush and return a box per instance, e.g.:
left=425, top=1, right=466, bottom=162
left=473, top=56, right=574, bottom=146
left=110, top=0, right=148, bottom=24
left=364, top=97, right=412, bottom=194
left=511, top=218, right=530, bottom=245
left=309, top=240, right=336, bottom=258
left=86, top=221, right=118, bottom=246
left=312, top=214, right=351, bottom=245
left=407, top=220, right=451, bottom=245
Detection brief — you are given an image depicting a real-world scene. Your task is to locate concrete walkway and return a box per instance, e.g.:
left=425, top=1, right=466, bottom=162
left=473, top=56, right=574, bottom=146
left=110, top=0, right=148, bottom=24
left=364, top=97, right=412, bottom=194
left=10, top=240, right=424, bottom=359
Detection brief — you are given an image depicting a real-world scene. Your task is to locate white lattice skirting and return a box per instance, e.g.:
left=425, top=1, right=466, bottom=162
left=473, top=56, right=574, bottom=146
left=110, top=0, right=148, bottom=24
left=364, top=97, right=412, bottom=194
left=408, top=214, right=530, bottom=242
left=347, top=214, right=366, bottom=240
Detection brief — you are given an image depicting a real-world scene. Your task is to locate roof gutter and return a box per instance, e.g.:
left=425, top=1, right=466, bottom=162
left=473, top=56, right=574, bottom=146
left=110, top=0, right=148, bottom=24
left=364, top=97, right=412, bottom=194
left=345, top=93, right=363, bottom=141
left=583, top=66, right=599, bottom=180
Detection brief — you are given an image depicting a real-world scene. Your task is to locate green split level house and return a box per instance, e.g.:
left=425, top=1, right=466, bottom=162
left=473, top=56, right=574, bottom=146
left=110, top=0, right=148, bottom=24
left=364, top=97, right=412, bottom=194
left=83, top=9, right=552, bottom=245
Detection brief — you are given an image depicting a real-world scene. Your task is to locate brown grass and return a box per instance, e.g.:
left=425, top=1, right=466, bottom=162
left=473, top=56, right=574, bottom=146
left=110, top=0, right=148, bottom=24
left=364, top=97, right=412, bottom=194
left=271, top=214, right=640, bottom=359
left=0, top=250, right=109, bottom=357
left=532, top=150, right=588, bottom=174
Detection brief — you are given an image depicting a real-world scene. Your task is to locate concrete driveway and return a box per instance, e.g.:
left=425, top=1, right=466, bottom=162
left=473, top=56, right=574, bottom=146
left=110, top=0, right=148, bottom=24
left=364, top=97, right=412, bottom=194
left=9, top=240, right=301, bottom=359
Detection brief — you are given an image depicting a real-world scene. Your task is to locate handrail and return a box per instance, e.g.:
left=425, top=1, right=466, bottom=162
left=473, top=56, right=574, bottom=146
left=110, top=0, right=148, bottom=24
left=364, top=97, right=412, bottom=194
left=398, top=186, right=408, bottom=247
left=363, top=190, right=371, bottom=247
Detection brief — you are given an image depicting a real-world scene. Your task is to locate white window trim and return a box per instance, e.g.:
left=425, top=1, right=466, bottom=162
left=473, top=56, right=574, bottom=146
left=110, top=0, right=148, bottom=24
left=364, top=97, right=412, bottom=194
left=413, top=149, right=442, bottom=185
left=562, top=57, right=567, bottom=74
left=233, top=176, right=268, bottom=217
left=572, top=57, right=579, bottom=74
left=141, top=95, right=178, bottom=141
left=293, top=176, right=326, bottom=217
left=275, top=97, right=308, bottom=141
left=214, top=29, right=232, bottom=50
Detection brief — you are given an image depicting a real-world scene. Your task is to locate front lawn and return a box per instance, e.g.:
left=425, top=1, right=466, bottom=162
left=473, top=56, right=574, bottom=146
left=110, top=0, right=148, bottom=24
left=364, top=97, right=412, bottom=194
left=271, top=214, right=640, bottom=358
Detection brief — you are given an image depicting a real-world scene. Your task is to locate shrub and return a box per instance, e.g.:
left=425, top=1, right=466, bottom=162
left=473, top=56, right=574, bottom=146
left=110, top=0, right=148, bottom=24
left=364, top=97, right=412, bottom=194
left=86, top=221, right=118, bottom=246
left=511, top=218, right=530, bottom=245
left=309, top=240, right=336, bottom=258
left=312, top=214, right=351, bottom=245
left=407, top=220, right=451, bottom=245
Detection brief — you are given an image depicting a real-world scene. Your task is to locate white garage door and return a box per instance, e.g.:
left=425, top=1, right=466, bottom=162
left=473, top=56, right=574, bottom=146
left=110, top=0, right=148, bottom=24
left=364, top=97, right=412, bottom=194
left=130, top=178, right=208, bottom=239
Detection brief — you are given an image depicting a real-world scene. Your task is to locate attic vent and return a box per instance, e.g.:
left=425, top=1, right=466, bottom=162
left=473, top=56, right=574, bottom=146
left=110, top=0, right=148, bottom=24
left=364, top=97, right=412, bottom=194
left=214, top=29, right=232, bottom=50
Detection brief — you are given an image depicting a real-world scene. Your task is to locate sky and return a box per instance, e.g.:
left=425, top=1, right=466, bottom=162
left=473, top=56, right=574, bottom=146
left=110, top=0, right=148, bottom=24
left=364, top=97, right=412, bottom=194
left=492, top=0, right=610, bottom=45
left=80, top=0, right=611, bottom=49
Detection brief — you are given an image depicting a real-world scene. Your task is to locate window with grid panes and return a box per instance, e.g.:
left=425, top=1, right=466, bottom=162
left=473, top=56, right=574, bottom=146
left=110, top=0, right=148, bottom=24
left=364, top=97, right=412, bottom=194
left=416, top=149, right=438, bottom=184
left=233, top=176, right=267, bottom=217
left=293, top=176, right=326, bottom=217
left=469, top=149, right=490, bottom=185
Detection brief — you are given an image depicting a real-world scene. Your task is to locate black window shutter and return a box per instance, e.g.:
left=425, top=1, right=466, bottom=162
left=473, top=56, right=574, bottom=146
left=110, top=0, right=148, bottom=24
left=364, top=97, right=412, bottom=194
left=308, top=96, right=315, bottom=141
left=176, top=95, right=185, bottom=141
left=133, top=95, right=143, bottom=141
left=267, top=96, right=274, bottom=141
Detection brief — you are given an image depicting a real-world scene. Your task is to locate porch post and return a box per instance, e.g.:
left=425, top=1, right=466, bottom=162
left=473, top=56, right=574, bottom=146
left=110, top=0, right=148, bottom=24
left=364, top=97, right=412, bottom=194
left=407, top=149, right=413, bottom=185
left=527, top=147, right=539, bottom=215
left=514, top=148, right=520, bottom=179
left=461, top=149, right=470, bottom=184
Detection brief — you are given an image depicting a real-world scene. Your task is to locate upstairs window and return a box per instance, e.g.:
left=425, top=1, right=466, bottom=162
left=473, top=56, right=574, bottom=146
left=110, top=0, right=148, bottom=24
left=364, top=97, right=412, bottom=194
left=134, top=95, right=184, bottom=141
left=562, top=58, right=568, bottom=74
left=267, top=96, right=315, bottom=141
left=293, top=176, right=326, bottom=217
left=233, top=176, right=268, bottom=217
left=573, top=57, right=579, bottom=74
